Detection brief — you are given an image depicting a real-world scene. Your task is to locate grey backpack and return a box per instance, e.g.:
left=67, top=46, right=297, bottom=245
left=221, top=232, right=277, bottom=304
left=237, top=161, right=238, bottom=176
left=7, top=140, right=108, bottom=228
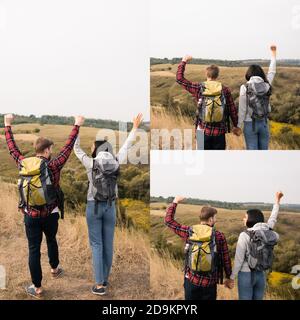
left=245, top=82, right=272, bottom=129
left=91, top=154, right=119, bottom=206
left=245, top=229, right=279, bottom=272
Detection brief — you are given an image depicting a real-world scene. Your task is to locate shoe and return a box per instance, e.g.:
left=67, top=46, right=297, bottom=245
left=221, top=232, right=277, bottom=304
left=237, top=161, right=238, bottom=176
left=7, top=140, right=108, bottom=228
left=103, top=282, right=108, bottom=288
left=91, top=285, right=106, bottom=296
left=51, top=267, right=64, bottom=279
left=25, top=284, right=42, bottom=299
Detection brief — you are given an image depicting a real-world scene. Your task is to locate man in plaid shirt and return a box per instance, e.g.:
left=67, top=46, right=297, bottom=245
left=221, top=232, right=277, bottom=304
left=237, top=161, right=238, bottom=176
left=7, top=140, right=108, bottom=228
left=176, top=55, right=240, bottom=150
left=165, top=196, right=234, bottom=300
left=4, top=113, right=84, bottom=298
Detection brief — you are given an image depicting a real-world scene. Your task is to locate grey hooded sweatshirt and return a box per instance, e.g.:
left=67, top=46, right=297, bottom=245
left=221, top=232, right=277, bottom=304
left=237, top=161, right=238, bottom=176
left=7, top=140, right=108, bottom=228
left=238, top=57, right=276, bottom=128
left=230, top=203, right=280, bottom=280
left=74, top=129, right=136, bottom=201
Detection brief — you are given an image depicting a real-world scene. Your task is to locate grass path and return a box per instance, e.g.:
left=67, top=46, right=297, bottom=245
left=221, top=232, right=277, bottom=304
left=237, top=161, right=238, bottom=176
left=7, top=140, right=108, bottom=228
left=0, top=183, right=150, bottom=300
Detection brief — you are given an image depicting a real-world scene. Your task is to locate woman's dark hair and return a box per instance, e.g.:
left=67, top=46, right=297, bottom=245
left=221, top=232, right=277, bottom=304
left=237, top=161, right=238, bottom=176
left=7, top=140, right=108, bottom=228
left=246, top=209, right=265, bottom=228
left=92, top=140, right=113, bottom=158
left=245, top=64, right=269, bottom=83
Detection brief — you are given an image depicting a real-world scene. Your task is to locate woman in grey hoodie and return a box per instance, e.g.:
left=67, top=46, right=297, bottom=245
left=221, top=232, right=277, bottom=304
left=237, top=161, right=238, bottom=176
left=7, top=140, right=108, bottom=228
left=237, top=46, right=277, bottom=150
left=229, top=191, right=284, bottom=300
left=73, top=113, right=143, bottom=296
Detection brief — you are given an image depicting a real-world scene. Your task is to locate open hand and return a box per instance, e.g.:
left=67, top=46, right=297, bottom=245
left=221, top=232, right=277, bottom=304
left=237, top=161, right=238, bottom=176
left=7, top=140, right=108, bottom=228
left=173, top=196, right=185, bottom=204
left=75, top=116, right=85, bottom=126
left=4, top=114, right=14, bottom=126
left=182, top=55, right=192, bottom=63
left=133, top=113, right=143, bottom=129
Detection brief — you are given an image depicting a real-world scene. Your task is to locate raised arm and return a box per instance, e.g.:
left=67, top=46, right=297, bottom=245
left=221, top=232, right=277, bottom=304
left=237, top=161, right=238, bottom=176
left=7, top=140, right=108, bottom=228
left=4, top=114, right=24, bottom=165
left=267, top=45, right=277, bottom=84
left=176, top=55, right=201, bottom=97
left=49, top=116, right=84, bottom=170
left=117, top=113, right=143, bottom=164
left=74, top=137, right=93, bottom=170
left=267, top=191, right=283, bottom=229
left=164, top=196, right=191, bottom=240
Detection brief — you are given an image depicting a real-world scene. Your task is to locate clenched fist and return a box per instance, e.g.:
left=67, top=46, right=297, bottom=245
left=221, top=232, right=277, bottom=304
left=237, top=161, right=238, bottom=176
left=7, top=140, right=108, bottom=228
left=275, top=191, right=284, bottom=204
left=270, top=45, right=277, bottom=57
left=182, top=55, right=193, bottom=63
left=173, top=196, right=185, bottom=204
left=75, top=116, right=85, bottom=126
left=4, top=114, right=14, bottom=127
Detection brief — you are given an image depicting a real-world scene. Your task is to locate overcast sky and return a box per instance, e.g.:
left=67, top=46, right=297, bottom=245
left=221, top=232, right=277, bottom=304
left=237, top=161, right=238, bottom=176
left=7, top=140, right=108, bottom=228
left=150, top=0, right=300, bottom=60
left=0, top=0, right=149, bottom=121
left=151, top=151, right=300, bottom=204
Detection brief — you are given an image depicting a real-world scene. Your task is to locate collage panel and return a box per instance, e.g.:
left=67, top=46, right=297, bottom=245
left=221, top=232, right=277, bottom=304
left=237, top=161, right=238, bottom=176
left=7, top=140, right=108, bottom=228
left=0, top=0, right=299, bottom=312
left=150, top=151, right=300, bottom=300
left=0, top=0, right=150, bottom=301
left=150, top=0, right=300, bottom=151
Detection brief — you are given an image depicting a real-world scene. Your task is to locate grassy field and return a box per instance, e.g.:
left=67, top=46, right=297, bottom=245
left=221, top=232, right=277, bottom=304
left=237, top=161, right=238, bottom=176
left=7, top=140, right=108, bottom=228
left=151, top=201, right=300, bottom=300
left=151, top=105, right=285, bottom=150
left=0, top=182, right=150, bottom=300
left=0, top=123, right=148, bottom=178
left=150, top=63, right=300, bottom=150
left=0, top=123, right=150, bottom=212
left=0, top=123, right=119, bottom=179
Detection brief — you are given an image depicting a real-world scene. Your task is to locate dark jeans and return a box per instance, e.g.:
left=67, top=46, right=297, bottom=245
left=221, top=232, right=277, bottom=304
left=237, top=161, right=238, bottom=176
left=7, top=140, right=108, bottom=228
left=202, top=134, right=226, bottom=150
left=184, top=278, right=217, bottom=300
left=24, top=212, right=60, bottom=288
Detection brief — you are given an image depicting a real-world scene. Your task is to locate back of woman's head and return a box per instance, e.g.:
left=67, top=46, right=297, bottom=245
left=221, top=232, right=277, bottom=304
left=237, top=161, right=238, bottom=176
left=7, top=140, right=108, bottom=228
left=245, top=64, right=268, bottom=83
left=92, top=140, right=114, bottom=158
left=246, top=209, right=265, bottom=228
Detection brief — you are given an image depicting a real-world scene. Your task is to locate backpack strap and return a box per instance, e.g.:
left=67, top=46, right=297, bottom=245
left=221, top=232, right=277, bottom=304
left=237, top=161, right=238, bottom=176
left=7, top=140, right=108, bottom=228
left=18, top=176, right=26, bottom=209
left=221, top=86, right=230, bottom=133
left=244, top=83, right=251, bottom=124
left=195, top=83, right=205, bottom=129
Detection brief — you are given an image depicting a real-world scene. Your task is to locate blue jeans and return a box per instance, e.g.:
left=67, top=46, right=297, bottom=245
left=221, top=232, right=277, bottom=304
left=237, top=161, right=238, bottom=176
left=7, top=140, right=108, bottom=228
left=243, top=120, right=270, bottom=150
left=238, top=271, right=266, bottom=300
left=86, top=200, right=116, bottom=285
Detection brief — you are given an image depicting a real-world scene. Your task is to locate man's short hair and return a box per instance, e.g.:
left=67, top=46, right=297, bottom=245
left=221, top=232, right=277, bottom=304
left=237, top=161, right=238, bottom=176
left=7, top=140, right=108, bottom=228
left=199, top=206, right=217, bottom=221
left=206, top=65, right=219, bottom=79
left=35, top=137, right=54, bottom=154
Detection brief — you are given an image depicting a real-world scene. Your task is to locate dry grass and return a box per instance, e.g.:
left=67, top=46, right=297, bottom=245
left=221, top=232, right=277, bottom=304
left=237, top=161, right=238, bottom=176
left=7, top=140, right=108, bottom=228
left=151, top=106, right=196, bottom=150
left=0, top=182, right=150, bottom=300
left=0, top=134, right=38, bottom=142
left=151, top=106, right=284, bottom=150
left=150, top=249, right=278, bottom=300
left=150, top=250, right=239, bottom=300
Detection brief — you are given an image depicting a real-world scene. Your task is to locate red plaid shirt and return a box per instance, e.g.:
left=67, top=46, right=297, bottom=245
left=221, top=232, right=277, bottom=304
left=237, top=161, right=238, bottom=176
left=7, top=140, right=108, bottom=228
left=176, top=61, right=238, bottom=136
left=165, top=202, right=232, bottom=287
left=4, top=125, right=80, bottom=217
